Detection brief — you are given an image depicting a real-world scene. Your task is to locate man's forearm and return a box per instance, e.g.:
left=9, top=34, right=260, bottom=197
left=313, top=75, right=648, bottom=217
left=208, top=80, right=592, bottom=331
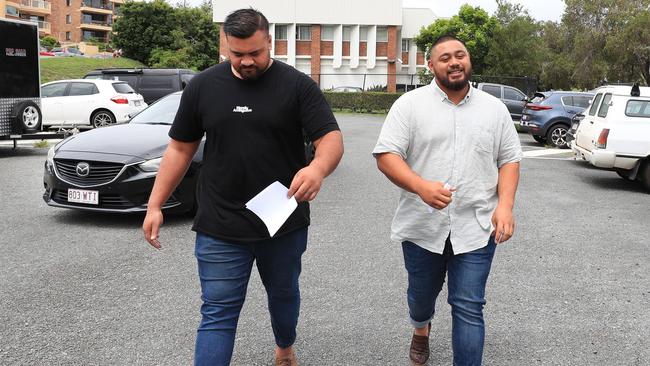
left=147, top=139, right=201, bottom=209
left=310, top=130, right=344, bottom=178
left=375, top=152, right=423, bottom=194
left=497, top=162, right=520, bottom=209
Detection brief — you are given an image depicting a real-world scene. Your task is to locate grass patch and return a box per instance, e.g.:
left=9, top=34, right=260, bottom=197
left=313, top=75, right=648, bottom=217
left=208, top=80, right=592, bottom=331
left=40, top=57, right=144, bottom=83
left=33, top=140, right=50, bottom=148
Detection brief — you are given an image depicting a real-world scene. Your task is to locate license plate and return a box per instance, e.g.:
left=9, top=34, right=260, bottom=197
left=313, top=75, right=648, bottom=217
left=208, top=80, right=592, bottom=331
left=134, top=101, right=141, bottom=106
left=68, top=189, right=99, bottom=205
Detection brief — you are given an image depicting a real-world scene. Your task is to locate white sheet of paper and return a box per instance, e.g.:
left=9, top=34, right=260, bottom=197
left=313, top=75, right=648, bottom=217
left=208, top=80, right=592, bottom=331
left=245, top=181, right=298, bottom=237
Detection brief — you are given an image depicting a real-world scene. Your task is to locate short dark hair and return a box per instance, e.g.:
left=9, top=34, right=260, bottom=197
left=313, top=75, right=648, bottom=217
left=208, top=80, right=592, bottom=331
left=223, top=8, right=269, bottom=38
left=429, top=34, right=467, bottom=55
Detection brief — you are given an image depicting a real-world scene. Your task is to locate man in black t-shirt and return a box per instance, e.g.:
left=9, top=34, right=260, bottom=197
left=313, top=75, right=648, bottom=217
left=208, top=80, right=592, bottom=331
left=142, top=8, right=343, bottom=366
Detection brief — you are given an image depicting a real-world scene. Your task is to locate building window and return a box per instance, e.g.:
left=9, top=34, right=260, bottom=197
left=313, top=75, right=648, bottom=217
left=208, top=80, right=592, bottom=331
left=296, top=25, right=311, bottom=41
left=66, top=14, right=72, bottom=24
left=321, top=25, right=335, bottom=41
left=359, top=26, right=368, bottom=41
left=402, top=39, right=410, bottom=51
left=275, top=25, right=287, bottom=40
left=66, top=0, right=71, bottom=6
left=377, top=26, right=388, bottom=42
left=6, top=5, right=19, bottom=16
left=65, top=31, right=71, bottom=41
left=342, top=26, right=352, bottom=41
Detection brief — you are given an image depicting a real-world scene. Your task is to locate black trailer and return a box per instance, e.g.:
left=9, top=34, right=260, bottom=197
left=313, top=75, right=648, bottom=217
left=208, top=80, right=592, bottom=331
left=0, top=18, right=44, bottom=139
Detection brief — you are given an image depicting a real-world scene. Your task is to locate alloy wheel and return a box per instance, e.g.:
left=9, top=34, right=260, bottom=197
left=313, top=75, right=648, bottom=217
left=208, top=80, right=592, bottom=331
left=22, top=106, right=40, bottom=129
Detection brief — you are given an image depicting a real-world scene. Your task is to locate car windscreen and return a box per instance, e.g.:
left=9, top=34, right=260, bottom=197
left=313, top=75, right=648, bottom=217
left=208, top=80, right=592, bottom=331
left=112, top=82, right=135, bottom=94
left=130, top=94, right=181, bottom=125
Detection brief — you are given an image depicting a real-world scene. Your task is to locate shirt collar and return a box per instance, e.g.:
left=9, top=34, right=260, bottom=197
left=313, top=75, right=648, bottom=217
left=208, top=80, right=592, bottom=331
left=430, top=78, right=473, bottom=105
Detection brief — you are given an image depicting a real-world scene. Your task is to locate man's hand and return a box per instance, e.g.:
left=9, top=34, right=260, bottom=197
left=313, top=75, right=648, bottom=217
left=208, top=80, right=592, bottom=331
left=491, top=204, right=514, bottom=244
left=287, top=165, right=325, bottom=202
left=143, top=208, right=164, bottom=249
left=416, top=180, right=454, bottom=210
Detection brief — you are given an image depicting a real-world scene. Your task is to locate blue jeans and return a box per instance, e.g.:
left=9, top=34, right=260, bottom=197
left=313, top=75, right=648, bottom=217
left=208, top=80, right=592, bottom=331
left=402, top=236, right=497, bottom=366
left=194, top=228, right=308, bottom=366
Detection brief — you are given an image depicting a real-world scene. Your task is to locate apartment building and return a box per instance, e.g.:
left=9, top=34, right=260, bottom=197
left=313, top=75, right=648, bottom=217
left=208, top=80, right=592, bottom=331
left=213, top=0, right=437, bottom=92
left=1, top=0, right=122, bottom=44
left=1, top=0, right=53, bottom=35
left=50, top=0, right=122, bottom=44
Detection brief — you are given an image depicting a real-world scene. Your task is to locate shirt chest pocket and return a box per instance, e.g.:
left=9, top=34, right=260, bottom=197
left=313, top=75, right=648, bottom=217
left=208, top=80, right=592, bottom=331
left=470, top=126, right=495, bottom=155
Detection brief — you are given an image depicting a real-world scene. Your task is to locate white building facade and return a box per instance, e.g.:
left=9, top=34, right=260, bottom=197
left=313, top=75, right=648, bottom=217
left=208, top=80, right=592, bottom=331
left=213, top=0, right=437, bottom=92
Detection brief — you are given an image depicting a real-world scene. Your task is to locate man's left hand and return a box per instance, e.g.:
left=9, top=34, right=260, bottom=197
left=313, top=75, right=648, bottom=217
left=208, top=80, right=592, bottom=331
left=491, top=205, right=515, bottom=244
left=287, top=165, right=325, bottom=202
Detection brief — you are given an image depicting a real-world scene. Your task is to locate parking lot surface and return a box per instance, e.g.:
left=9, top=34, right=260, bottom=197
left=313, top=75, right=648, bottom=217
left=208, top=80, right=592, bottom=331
left=1, top=113, right=648, bottom=365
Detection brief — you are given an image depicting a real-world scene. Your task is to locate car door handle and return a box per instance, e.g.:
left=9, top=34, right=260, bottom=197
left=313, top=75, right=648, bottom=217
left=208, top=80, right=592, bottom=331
left=589, top=121, right=594, bottom=124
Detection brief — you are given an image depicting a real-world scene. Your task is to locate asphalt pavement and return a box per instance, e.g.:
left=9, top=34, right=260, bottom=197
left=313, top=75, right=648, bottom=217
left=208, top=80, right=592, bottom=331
left=0, top=114, right=648, bottom=365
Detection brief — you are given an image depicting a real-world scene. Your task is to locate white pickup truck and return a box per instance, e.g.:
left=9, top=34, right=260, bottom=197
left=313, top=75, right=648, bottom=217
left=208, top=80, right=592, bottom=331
left=570, top=84, right=650, bottom=191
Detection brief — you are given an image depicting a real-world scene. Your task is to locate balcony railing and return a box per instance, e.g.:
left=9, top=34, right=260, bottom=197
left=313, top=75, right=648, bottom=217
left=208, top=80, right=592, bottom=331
left=81, top=19, right=112, bottom=27
left=38, top=20, right=51, bottom=31
left=82, top=0, right=112, bottom=10
left=20, top=0, right=51, bottom=11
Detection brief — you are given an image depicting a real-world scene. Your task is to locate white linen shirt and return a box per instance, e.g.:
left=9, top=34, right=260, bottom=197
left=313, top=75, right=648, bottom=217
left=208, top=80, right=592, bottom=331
left=373, top=81, right=523, bottom=254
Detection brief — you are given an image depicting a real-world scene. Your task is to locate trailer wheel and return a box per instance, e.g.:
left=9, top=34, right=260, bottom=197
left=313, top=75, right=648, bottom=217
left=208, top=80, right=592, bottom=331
left=13, top=101, right=42, bottom=133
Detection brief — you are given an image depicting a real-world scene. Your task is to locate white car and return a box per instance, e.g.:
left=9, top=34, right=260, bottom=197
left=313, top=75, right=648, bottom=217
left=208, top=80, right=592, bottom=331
left=571, top=84, right=650, bottom=190
left=40, top=79, right=147, bottom=128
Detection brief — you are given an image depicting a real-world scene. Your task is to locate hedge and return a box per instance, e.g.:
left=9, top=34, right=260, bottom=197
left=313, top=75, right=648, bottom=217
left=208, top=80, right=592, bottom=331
left=323, top=91, right=402, bottom=113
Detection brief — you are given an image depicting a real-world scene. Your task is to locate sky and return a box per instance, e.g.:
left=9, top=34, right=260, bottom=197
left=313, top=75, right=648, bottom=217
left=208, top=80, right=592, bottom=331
left=403, top=0, right=565, bottom=22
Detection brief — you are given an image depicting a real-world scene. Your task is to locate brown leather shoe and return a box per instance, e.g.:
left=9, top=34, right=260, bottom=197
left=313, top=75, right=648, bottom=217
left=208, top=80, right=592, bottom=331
left=275, top=349, right=298, bottom=366
left=409, top=323, right=431, bottom=365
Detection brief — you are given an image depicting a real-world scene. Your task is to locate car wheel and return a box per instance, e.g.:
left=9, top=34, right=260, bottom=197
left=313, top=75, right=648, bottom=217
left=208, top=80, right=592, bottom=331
left=13, top=101, right=42, bottom=133
left=546, top=125, right=569, bottom=149
left=91, top=110, right=116, bottom=128
left=615, top=169, right=634, bottom=181
left=532, top=135, right=546, bottom=144
left=639, top=161, right=650, bottom=192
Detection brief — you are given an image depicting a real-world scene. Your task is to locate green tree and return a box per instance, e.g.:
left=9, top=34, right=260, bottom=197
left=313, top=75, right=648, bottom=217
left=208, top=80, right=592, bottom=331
left=484, top=0, right=544, bottom=78
left=112, top=0, right=179, bottom=64
left=603, top=6, right=650, bottom=85
left=112, top=0, right=219, bottom=70
left=176, top=5, right=220, bottom=70
left=413, top=5, right=499, bottom=75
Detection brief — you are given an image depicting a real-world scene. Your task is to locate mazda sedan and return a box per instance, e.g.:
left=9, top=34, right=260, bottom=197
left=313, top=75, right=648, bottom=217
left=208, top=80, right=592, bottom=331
left=43, top=92, right=203, bottom=213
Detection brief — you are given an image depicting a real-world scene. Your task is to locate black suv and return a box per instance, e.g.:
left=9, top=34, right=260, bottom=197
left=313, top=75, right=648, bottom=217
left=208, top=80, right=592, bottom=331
left=83, top=68, right=196, bottom=104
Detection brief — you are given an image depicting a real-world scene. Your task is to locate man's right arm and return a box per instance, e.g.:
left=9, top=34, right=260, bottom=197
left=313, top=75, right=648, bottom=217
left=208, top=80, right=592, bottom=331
left=375, top=152, right=452, bottom=210
left=142, top=138, right=201, bottom=249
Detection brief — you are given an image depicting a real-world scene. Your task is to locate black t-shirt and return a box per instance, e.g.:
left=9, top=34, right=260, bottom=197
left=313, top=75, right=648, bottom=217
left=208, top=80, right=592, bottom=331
left=169, top=60, right=339, bottom=242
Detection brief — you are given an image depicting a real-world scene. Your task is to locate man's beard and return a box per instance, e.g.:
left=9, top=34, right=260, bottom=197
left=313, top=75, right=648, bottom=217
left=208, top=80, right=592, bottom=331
left=236, top=65, right=264, bottom=80
left=435, top=66, right=472, bottom=91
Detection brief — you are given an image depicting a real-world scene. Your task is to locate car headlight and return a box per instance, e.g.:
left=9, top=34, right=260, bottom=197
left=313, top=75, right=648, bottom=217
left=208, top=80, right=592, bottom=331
left=139, top=157, right=162, bottom=172
left=46, top=145, right=56, bottom=168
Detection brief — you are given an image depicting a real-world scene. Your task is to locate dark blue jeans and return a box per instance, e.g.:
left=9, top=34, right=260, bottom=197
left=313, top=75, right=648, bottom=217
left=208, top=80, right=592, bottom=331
left=402, top=236, right=497, bottom=366
left=193, top=228, right=308, bottom=366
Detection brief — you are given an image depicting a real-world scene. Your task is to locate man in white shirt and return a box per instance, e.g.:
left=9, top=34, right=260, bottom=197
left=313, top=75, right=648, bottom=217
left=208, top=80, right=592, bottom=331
left=373, top=35, right=522, bottom=366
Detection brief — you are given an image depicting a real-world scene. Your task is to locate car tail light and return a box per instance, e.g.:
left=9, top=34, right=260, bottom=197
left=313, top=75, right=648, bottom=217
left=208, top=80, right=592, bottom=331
left=111, top=96, right=129, bottom=104
left=596, top=128, right=609, bottom=148
left=525, top=103, right=553, bottom=111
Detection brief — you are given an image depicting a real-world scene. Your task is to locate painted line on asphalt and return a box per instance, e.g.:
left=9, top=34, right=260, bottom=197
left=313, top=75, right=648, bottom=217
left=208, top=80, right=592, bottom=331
left=523, top=148, right=571, bottom=157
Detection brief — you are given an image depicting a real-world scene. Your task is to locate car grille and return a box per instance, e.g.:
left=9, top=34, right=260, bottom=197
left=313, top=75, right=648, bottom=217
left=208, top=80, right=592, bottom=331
left=52, top=190, right=133, bottom=209
left=52, top=190, right=180, bottom=210
left=54, top=159, right=125, bottom=186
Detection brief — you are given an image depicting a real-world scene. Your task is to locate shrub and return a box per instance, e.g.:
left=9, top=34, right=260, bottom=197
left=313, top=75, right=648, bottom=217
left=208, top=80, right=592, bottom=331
left=40, top=36, right=59, bottom=50
left=323, top=91, right=402, bottom=113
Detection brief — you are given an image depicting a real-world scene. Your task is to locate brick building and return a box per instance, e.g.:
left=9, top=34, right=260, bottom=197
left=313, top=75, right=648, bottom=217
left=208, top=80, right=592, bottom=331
left=1, top=0, right=122, bottom=44
left=213, top=0, right=437, bottom=92
left=1, top=0, right=53, bottom=36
